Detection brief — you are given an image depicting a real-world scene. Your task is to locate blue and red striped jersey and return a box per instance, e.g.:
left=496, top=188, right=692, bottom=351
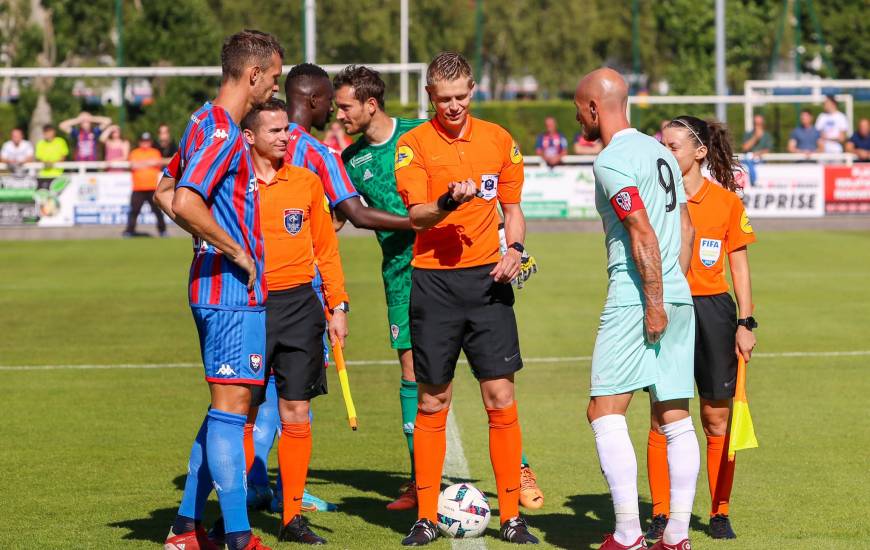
left=285, top=122, right=359, bottom=208
left=169, top=102, right=267, bottom=310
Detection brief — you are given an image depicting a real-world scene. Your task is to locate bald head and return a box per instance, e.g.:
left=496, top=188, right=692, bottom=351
left=573, top=68, right=630, bottom=144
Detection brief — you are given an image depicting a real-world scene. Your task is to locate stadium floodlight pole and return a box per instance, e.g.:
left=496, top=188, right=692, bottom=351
left=715, top=0, right=726, bottom=122
left=400, top=0, right=409, bottom=105
left=304, top=0, right=316, bottom=63
left=115, top=0, right=126, bottom=130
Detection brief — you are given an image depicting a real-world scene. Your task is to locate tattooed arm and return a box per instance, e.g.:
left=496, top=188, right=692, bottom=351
left=623, top=210, right=668, bottom=344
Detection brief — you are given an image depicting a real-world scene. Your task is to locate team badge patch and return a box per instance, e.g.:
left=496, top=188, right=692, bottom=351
left=480, top=174, right=499, bottom=201
left=390, top=323, right=400, bottom=341
left=284, top=208, right=304, bottom=235
left=740, top=211, right=754, bottom=234
left=395, top=145, right=414, bottom=169
left=249, top=354, right=263, bottom=373
left=615, top=191, right=632, bottom=212
left=699, top=238, right=722, bottom=267
left=510, top=140, right=523, bottom=164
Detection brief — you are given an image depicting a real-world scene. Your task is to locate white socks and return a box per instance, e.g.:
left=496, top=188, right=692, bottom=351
left=661, top=416, right=700, bottom=545
left=591, top=414, right=642, bottom=546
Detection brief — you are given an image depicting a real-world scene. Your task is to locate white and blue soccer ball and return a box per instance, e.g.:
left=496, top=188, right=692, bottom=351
left=436, top=483, right=491, bottom=538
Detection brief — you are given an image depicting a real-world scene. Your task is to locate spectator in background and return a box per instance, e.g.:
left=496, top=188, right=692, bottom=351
left=1, top=128, right=34, bottom=174
left=572, top=131, right=603, bottom=155
left=124, top=132, right=166, bottom=237
left=100, top=125, right=130, bottom=171
left=788, top=109, right=821, bottom=155
left=535, top=116, right=568, bottom=168
left=846, top=117, right=870, bottom=162
left=742, top=114, right=774, bottom=155
left=156, top=123, right=177, bottom=161
left=35, top=124, right=69, bottom=186
left=323, top=121, right=352, bottom=152
left=59, top=111, right=112, bottom=161
left=815, top=95, right=849, bottom=153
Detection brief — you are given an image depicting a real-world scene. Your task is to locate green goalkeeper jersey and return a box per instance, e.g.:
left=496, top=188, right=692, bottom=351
left=342, top=117, right=424, bottom=306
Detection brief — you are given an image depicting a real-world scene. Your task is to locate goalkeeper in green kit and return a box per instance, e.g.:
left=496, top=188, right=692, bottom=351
left=333, top=64, right=541, bottom=511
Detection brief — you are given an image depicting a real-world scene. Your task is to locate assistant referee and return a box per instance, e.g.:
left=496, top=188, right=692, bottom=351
left=394, top=52, right=538, bottom=547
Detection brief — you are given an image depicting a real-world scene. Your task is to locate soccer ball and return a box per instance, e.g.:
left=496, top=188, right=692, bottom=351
left=436, top=483, right=491, bottom=538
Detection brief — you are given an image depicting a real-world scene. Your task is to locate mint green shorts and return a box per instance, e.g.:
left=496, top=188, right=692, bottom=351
left=590, top=303, right=695, bottom=402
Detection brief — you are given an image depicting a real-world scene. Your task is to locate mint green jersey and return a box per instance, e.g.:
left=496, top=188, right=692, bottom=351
left=342, top=117, right=425, bottom=306
left=593, top=128, right=692, bottom=307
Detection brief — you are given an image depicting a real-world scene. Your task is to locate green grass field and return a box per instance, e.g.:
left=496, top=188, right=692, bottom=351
left=1, top=230, right=869, bottom=549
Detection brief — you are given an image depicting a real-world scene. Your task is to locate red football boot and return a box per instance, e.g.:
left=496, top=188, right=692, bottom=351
left=238, top=534, right=272, bottom=550
left=598, top=534, right=648, bottom=550
left=164, top=525, right=220, bottom=550
left=649, top=539, right=691, bottom=550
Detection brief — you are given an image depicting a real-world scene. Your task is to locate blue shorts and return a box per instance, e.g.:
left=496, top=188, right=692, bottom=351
left=192, top=306, right=267, bottom=385
left=590, top=303, right=695, bottom=401
left=312, top=266, right=330, bottom=366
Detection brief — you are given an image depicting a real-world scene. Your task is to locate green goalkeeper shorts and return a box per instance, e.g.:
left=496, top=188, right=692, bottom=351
left=388, top=302, right=412, bottom=350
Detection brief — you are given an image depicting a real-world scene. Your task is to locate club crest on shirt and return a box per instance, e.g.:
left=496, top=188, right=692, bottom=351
left=699, top=238, right=722, bottom=267
left=249, top=354, right=262, bottom=373
left=615, top=191, right=632, bottom=212
left=395, top=145, right=414, bottom=169
left=284, top=208, right=304, bottom=235
left=480, top=174, right=499, bottom=201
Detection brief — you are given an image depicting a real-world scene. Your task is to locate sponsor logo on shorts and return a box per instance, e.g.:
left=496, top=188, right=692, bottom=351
left=249, top=354, right=262, bottom=373
left=390, top=323, right=400, bottom=341
left=699, top=238, right=722, bottom=267
left=480, top=174, right=499, bottom=201
left=284, top=208, right=304, bottom=235
left=216, top=364, right=237, bottom=377
left=615, top=191, right=632, bottom=212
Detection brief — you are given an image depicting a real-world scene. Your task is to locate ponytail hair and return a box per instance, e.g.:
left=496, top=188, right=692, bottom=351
left=666, top=115, right=742, bottom=192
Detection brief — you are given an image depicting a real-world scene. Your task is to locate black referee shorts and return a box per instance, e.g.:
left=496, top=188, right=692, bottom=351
left=409, top=263, right=523, bottom=385
left=693, top=292, right=738, bottom=400
left=251, top=285, right=327, bottom=406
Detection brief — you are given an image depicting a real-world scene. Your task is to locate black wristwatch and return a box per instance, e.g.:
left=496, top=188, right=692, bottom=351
left=737, top=316, right=757, bottom=331
left=508, top=242, right=525, bottom=254
left=332, top=301, right=350, bottom=314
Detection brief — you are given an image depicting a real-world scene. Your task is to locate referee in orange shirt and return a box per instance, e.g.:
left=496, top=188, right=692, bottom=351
left=243, top=98, right=348, bottom=545
left=394, top=52, right=538, bottom=546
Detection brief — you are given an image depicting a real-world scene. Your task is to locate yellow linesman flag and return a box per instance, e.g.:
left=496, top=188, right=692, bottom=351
left=729, top=354, right=758, bottom=460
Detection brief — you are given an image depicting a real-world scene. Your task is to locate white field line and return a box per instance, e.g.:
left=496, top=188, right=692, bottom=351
left=445, top=408, right=488, bottom=550
left=1, top=349, right=869, bottom=371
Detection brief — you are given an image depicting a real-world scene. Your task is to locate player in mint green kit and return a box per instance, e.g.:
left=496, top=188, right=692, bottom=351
left=574, top=68, right=700, bottom=550
left=334, top=64, right=545, bottom=512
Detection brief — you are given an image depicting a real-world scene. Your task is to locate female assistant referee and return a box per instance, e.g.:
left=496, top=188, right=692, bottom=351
left=645, top=116, right=757, bottom=544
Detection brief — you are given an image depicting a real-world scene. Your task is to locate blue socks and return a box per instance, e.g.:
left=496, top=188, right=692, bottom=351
left=177, top=413, right=213, bottom=524
left=250, top=377, right=280, bottom=487
left=206, top=408, right=250, bottom=536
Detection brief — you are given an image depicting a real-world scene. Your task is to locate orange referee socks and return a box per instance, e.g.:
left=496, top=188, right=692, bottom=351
left=414, top=407, right=448, bottom=522
left=487, top=402, right=522, bottom=524
left=707, top=434, right=735, bottom=516
left=647, top=429, right=670, bottom=517
left=243, top=423, right=256, bottom=473
left=278, top=421, right=312, bottom=523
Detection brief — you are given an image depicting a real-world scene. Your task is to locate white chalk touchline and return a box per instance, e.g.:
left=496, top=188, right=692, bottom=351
left=445, top=408, right=488, bottom=550
left=1, top=349, right=868, bottom=371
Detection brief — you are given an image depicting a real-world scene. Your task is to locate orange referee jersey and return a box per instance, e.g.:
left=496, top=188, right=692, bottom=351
left=394, top=116, right=523, bottom=269
left=686, top=178, right=756, bottom=296
left=258, top=163, right=348, bottom=309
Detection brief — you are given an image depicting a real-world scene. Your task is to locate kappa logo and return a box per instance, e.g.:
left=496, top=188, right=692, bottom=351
left=615, top=190, right=632, bottom=212
left=212, top=128, right=229, bottom=140
left=216, top=364, right=237, bottom=377
left=699, top=238, right=722, bottom=267
left=363, top=168, right=374, bottom=181
left=249, top=354, right=262, bottom=373
left=284, top=208, right=304, bottom=235
left=390, top=323, right=400, bottom=341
